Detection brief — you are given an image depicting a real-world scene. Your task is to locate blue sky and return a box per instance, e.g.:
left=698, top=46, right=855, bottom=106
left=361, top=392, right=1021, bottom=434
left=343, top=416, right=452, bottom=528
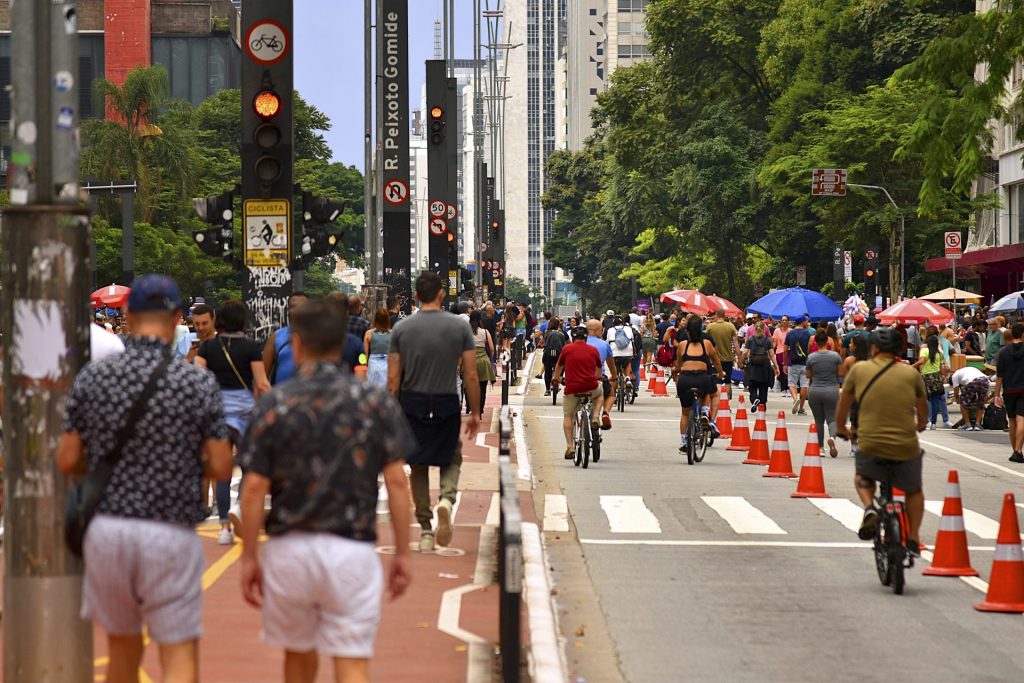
left=295, top=0, right=476, bottom=167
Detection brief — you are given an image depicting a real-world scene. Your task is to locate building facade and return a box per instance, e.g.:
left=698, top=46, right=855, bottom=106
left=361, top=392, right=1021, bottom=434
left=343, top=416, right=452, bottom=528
left=0, top=0, right=241, bottom=174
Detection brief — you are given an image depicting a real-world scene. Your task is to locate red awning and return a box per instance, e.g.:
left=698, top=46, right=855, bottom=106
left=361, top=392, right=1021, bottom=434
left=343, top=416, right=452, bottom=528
left=926, top=243, right=1024, bottom=276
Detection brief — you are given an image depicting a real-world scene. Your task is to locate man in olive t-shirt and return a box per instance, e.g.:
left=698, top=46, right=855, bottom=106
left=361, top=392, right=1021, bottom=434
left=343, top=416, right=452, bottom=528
left=706, top=310, right=740, bottom=396
left=836, top=330, right=927, bottom=553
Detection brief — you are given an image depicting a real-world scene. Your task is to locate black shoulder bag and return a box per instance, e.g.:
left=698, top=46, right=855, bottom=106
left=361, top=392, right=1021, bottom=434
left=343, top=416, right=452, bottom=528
left=64, top=353, right=172, bottom=556
left=850, top=360, right=896, bottom=431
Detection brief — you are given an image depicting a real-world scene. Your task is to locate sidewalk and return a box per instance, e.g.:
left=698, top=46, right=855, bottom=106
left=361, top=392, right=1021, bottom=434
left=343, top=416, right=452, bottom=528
left=0, top=374, right=547, bottom=683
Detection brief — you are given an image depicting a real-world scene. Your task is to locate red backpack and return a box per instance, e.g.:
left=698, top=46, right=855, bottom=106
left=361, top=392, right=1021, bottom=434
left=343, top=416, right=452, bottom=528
left=656, top=339, right=676, bottom=367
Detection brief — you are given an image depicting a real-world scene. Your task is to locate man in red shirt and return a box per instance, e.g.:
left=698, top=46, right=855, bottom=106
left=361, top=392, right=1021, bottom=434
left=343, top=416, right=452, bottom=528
left=552, top=326, right=603, bottom=459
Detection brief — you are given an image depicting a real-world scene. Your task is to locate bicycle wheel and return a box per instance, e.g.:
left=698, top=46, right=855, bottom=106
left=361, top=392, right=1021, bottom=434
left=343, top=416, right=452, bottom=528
left=628, top=380, right=637, bottom=404
left=686, top=411, right=697, bottom=466
left=695, top=424, right=709, bottom=463
left=617, top=383, right=625, bottom=412
left=887, top=516, right=905, bottom=595
left=873, top=531, right=891, bottom=587
left=582, top=419, right=591, bottom=469
left=592, top=430, right=601, bottom=463
left=573, top=415, right=583, bottom=468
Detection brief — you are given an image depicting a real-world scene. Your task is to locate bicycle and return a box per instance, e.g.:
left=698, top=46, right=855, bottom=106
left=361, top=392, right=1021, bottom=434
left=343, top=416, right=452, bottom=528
left=683, top=388, right=712, bottom=465
left=570, top=392, right=601, bottom=468
left=250, top=33, right=284, bottom=53
left=870, top=457, right=915, bottom=595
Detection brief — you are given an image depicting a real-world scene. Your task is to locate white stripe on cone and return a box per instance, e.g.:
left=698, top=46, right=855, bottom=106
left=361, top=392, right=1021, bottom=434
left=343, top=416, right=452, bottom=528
left=993, top=543, right=1024, bottom=562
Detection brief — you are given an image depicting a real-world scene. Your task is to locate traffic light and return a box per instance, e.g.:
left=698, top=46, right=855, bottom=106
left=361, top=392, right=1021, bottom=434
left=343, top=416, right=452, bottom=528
left=426, top=60, right=451, bottom=280
left=429, top=105, right=446, bottom=147
left=864, top=250, right=879, bottom=304
left=293, top=191, right=345, bottom=268
left=241, top=2, right=293, bottom=202
left=192, top=190, right=234, bottom=259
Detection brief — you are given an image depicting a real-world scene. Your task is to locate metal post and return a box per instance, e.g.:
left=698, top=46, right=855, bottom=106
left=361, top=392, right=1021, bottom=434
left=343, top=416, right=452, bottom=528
left=848, top=183, right=903, bottom=301
left=122, top=191, right=135, bottom=284
left=953, top=258, right=958, bottom=334
left=365, top=0, right=377, bottom=282
left=4, top=2, right=93, bottom=680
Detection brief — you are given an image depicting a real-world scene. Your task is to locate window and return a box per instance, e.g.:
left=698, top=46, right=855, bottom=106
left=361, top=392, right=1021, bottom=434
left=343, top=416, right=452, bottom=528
left=589, top=8, right=597, bottom=15
left=618, top=0, right=649, bottom=10
left=617, top=43, right=650, bottom=59
left=590, top=88, right=598, bottom=95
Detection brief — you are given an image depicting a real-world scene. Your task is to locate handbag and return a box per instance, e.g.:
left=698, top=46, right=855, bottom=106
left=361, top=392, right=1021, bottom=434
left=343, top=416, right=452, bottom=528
left=64, top=353, right=172, bottom=557
left=220, top=337, right=250, bottom=392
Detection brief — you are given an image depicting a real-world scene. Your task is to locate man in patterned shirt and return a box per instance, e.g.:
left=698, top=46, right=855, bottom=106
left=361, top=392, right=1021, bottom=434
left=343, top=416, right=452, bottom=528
left=58, top=274, right=233, bottom=682
left=238, top=298, right=413, bottom=683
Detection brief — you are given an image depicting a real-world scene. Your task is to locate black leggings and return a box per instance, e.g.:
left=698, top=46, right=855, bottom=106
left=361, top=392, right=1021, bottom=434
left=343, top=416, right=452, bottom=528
left=543, top=358, right=557, bottom=391
left=479, top=381, right=488, bottom=418
left=748, top=380, right=770, bottom=406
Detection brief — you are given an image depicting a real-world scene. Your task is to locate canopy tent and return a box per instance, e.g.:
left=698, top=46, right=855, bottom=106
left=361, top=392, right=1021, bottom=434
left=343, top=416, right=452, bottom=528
left=920, top=287, right=981, bottom=303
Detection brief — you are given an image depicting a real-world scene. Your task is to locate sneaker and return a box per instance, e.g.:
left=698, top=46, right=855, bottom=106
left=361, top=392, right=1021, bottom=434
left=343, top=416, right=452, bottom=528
left=750, top=399, right=761, bottom=410
left=228, top=505, right=243, bottom=540
left=943, top=422, right=952, bottom=429
left=419, top=531, right=435, bottom=553
left=565, top=446, right=576, bottom=460
left=957, top=425, right=972, bottom=431
left=797, top=409, right=807, bottom=416
left=928, top=423, right=936, bottom=430
left=601, top=412, right=612, bottom=430
left=708, top=418, right=721, bottom=439
left=544, top=389, right=551, bottom=396
left=827, top=437, right=838, bottom=458
left=678, top=437, right=688, bottom=454
left=435, top=499, right=453, bottom=547
left=218, top=528, right=234, bottom=546
left=792, top=397, right=799, bottom=414
left=857, top=507, right=879, bottom=541
left=974, top=425, right=984, bottom=431
left=906, top=538, right=921, bottom=558
left=1009, top=452, right=1024, bottom=464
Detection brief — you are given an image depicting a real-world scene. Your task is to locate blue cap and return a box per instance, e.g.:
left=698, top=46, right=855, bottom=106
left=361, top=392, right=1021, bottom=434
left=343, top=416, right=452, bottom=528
left=127, top=274, right=183, bottom=313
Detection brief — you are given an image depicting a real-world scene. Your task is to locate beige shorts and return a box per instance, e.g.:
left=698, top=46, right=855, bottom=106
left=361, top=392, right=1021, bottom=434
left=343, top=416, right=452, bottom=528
left=82, top=514, right=203, bottom=644
left=262, top=532, right=383, bottom=658
left=562, top=386, right=603, bottom=418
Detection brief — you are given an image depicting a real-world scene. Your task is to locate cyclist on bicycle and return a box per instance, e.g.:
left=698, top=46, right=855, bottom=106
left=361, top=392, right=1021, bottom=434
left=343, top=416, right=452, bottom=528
left=551, top=326, right=604, bottom=459
left=835, top=327, right=928, bottom=555
left=606, top=316, right=636, bottom=389
left=672, top=315, right=724, bottom=452
left=587, top=319, right=618, bottom=429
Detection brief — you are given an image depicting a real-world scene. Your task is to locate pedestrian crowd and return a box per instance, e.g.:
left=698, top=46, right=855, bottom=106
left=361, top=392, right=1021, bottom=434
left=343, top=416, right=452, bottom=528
left=56, top=271, right=491, bottom=683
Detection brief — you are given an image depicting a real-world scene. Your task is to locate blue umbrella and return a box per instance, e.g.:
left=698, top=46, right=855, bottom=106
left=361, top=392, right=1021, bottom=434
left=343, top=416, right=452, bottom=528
left=989, top=291, right=1024, bottom=314
left=747, top=287, right=843, bottom=322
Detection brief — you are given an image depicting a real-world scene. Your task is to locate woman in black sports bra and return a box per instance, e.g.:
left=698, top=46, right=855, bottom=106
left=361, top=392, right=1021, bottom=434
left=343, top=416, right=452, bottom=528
left=672, top=315, right=724, bottom=452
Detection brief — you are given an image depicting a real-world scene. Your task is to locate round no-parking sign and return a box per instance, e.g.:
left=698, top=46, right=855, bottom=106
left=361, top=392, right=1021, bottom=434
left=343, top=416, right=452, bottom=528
left=429, top=217, right=448, bottom=236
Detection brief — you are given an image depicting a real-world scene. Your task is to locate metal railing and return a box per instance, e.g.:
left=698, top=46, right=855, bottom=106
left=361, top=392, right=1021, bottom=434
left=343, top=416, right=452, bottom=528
left=498, top=406, right=522, bottom=683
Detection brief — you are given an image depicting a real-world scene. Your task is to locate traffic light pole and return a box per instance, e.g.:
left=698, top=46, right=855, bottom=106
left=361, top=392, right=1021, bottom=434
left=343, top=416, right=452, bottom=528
left=848, top=183, right=905, bottom=301
left=3, top=1, right=94, bottom=680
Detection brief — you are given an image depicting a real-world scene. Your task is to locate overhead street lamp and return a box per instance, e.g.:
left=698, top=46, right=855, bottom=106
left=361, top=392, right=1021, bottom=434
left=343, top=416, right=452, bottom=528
left=847, top=183, right=905, bottom=300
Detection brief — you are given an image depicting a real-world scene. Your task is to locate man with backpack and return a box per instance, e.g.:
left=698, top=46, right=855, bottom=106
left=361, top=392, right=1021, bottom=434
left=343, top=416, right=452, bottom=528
left=542, top=317, right=567, bottom=396
left=262, top=291, right=310, bottom=385
left=606, top=316, right=636, bottom=389
left=784, top=316, right=814, bottom=415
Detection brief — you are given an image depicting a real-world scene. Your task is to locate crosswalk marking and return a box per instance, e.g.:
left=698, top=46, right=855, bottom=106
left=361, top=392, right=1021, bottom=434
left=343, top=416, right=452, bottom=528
left=543, top=494, right=570, bottom=532
left=599, top=495, right=662, bottom=534
left=925, top=500, right=1000, bottom=540
left=807, top=498, right=865, bottom=534
left=702, top=496, right=786, bottom=535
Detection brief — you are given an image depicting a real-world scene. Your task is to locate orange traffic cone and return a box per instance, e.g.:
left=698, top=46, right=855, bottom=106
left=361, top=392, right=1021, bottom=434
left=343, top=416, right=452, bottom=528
left=975, top=493, right=1024, bottom=612
left=727, top=399, right=750, bottom=452
left=717, top=387, right=734, bottom=439
left=791, top=424, right=829, bottom=498
left=924, top=470, right=978, bottom=577
left=652, top=374, right=668, bottom=397
left=764, top=411, right=797, bottom=478
left=743, top=406, right=770, bottom=465
left=647, top=372, right=657, bottom=392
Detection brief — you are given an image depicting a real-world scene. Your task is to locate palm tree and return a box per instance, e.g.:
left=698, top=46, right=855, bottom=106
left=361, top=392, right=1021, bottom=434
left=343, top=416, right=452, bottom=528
left=81, top=66, right=197, bottom=224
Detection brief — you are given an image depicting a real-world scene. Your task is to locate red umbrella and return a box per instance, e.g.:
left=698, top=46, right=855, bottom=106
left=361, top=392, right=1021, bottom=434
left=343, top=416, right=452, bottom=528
left=660, top=289, right=743, bottom=317
left=91, top=284, right=131, bottom=309
left=878, top=298, right=953, bottom=326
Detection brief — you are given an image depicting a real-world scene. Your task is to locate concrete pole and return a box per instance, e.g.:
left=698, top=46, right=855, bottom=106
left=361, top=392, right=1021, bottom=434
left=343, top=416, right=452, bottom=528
left=474, top=0, right=483, bottom=293
left=122, top=191, right=135, bottom=284
left=365, top=0, right=377, bottom=281
left=4, top=1, right=93, bottom=681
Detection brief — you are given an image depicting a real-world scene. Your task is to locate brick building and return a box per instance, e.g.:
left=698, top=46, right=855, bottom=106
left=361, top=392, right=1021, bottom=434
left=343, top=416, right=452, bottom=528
left=0, top=0, right=242, bottom=172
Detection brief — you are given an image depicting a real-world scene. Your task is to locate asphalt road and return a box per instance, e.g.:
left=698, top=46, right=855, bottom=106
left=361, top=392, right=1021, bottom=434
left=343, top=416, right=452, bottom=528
left=523, top=373, right=1024, bottom=683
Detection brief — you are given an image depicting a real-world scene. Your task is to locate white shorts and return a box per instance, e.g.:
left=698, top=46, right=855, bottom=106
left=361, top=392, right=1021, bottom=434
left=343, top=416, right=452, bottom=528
left=261, top=532, right=383, bottom=658
left=82, top=514, right=204, bottom=643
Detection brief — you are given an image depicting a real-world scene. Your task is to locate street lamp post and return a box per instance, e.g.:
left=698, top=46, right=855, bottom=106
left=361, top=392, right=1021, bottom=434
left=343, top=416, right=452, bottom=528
left=848, top=183, right=905, bottom=300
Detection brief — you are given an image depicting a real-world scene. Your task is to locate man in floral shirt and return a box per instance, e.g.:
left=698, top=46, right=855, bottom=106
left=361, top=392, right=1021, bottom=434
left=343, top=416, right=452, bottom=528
left=238, top=297, right=413, bottom=682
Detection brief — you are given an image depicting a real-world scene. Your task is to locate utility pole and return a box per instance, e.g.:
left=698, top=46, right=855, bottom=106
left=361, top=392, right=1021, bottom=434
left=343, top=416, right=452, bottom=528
left=365, top=0, right=379, bottom=282
left=2, top=2, right=93, bottom=681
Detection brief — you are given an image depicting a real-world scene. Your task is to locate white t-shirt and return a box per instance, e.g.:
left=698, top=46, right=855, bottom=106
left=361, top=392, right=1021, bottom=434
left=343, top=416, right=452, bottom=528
left=606, top=325, right=635, bottom=358
left=951, top=366, right=988, bottom=388
left=629, top=313, right=643, bottom=328
left=90, top=323, right=125, bottom=362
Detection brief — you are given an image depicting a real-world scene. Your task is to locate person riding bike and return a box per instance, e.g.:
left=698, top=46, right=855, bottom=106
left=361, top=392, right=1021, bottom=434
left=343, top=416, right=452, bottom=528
left=672, top=315, right=724, bottom=452
left=587, top=319, right=618, bottom=429
left=835, top=326, right=928, bottom=556
left=606, top=316, right=637, bottom=390
left=551, top=326, right=604, bottom=459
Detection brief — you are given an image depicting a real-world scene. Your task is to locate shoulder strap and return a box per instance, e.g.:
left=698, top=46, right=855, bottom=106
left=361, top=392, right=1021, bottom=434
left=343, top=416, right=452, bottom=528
left=220, top=337, right=250, bottom=392
left=856, top=360, right=897, bottom=406
left=108, top=352, right=173, bottom=468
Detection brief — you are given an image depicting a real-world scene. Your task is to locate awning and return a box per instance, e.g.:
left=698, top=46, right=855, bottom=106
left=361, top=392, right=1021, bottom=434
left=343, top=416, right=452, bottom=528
left=926, top=243, right=1024, bottom=276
